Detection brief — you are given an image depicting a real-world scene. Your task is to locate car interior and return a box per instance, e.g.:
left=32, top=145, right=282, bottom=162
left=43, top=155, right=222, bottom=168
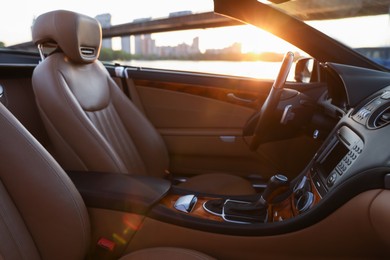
left=1, top=0, right=390, bottom=259
left=0, top=99, right=215, bottom=259
left=31, top=9, right=255, bottom=197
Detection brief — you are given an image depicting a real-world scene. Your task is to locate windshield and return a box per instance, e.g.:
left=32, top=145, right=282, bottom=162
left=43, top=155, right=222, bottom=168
left=0, top=0, right=306, bottom=80
left=264, top=0, right=390, bottom=68
left=4, top=0, right=386, bottom=78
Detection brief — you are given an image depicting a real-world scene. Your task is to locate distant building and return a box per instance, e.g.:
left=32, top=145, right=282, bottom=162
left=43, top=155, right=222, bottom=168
left=169, top=11, right=192, bottom=17
left=171, top=38, right=200, bottom=57
left=94, top=14, right=201, bottom=58
left=121, top=36, right=131, bottom=53
left=134, top=35, right=143, bottom=56
left=144, top=34, right=156, bottom=56
left=229, top=42, right=242, bottom=54
left=134, top=34, right=156, bottom=56
left=191, top=37, right=200, bottom=54
left=135, top=35, right=200, bottom=58
left=133, top=18, right=154, bottom=56
left=133, top=17, right=152, bottom=23
left=205, top=42, right=242, bottom=55
left=95, top=14, right=112, bottom=49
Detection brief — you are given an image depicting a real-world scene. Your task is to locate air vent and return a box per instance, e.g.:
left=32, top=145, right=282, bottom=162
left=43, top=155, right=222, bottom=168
left=368, top=106, right=390, bottom=129
left=80, top=47, right=96, bottom=56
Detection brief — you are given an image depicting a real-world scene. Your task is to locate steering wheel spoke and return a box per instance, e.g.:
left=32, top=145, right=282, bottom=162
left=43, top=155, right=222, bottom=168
left=249, top=52, right=294, bottom=151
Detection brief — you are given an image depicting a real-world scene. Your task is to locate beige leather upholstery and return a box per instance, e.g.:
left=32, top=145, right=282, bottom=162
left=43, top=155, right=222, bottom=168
left=0, top=102, right=215, bottom=259
left=0, top=102, right=90, bottom=259
left=32, top=10, right=101, bottom=63
left=31, top=10, right=255, bottom=195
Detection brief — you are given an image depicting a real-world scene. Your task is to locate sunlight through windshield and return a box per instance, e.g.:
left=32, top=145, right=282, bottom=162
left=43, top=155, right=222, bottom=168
left=266, top=0, right=390, bottom=68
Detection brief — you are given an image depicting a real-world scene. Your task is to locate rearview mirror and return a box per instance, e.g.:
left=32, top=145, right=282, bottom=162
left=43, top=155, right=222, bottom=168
left=294, top=57, right=315, bottom=83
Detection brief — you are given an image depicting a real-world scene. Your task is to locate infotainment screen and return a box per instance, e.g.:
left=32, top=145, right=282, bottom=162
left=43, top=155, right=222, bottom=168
left=318, top=140, right=349, bottom=177
left=313, top=126, right=363, bottom=193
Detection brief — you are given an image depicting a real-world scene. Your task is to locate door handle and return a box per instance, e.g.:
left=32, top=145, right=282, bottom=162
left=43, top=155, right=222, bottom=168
left=227, top=93, right=255, bottom=103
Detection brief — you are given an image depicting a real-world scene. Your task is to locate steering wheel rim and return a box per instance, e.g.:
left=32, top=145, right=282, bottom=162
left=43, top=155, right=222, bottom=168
left=249, top=51, right=294, bottom=151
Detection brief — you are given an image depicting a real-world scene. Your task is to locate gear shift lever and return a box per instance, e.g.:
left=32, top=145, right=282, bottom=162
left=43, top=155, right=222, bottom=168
left=220, top=174, right=290, bottom=223
left=255, top=174, right=290, bottom=207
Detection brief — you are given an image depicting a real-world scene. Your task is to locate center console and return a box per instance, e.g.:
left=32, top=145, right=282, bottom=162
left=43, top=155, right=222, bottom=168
left=161, top=172, right=321, bottom=224
left=310, top=125, right=364, bottom=196
left=161, top=125, right=364, bottom=225
left=68, top=125, right=366, bottom=229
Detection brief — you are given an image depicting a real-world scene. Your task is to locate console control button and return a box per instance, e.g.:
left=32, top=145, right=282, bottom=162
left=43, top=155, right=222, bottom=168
left=327, top=172, right=337, bottom=187
left=311, top=174, right=327, bottom=197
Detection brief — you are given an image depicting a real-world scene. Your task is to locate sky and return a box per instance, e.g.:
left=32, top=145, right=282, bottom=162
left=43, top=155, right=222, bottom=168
left=1, top=0, right=389, bottom=54
left=309, top=15, right=390, bottom=49
left=0, top=0, right=213, bottom=46
left=0, top=0, right=301, bottom=54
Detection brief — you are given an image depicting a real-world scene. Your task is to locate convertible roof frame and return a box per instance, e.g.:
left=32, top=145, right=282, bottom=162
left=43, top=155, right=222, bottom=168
left=214, top=0, right=386, bottom=71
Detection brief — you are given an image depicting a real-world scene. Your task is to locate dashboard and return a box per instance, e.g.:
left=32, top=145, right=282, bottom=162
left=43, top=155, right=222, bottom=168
left=299, top=62, right=390, bottom=216
left=262, top=61, right=390, bottom=226
left=156, top=62, right=390, bottom=237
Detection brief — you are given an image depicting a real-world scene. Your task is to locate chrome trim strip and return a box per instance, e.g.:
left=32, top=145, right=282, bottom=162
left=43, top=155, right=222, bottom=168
left=202, top=201, right=223, bottom=217
left=37, top=44, right=45, bottom=61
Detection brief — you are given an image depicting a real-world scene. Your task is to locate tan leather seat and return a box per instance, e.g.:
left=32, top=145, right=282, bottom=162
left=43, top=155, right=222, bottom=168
left=0, top=101, right=215, bottom=259
left=31, top=10, right=255, bottom=196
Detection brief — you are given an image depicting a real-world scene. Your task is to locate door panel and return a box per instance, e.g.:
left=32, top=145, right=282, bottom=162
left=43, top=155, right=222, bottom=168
left=113, top=70, right=280, bottom=178
left=122, top=68, right=325, bottom=179
left=124, top=69, right=276, bottom=177
left=136, top=86, right=254, bottom=129
left=135, top=84, right=268, bottom=177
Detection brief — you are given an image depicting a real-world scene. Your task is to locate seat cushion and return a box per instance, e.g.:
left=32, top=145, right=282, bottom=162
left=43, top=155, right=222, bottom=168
left=179, top=173, right=256, bottom=195
left=120, top=247, right=216, bottom=260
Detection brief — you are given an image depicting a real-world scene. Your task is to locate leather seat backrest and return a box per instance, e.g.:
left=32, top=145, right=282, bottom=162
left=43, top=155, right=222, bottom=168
left=0, top=102, right=90, bottom=259
left=31, top=10, right=169, bottom=177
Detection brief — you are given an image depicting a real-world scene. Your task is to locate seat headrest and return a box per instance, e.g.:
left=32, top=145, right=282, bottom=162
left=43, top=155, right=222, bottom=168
left=32, top=10, right=102, bottom=64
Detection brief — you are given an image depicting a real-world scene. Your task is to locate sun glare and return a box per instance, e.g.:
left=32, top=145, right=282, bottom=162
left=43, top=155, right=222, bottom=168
left=151, top=25, right=301, bottom=55
left=227, top=25, right=299, bottom=54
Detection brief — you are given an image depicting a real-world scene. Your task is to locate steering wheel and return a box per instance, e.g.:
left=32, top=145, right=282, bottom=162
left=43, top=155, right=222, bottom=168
left=249, top=51, right=294, bottom=151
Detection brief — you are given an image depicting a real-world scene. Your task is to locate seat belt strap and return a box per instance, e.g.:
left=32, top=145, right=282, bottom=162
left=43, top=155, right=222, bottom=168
left=114, top=65, right=131, bottom=99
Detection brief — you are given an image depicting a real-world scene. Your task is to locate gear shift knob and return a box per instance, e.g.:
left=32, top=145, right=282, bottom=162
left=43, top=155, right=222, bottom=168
left=209, top=174, right=290, bottom=223
left=256, top=174, right=289, bottom=206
